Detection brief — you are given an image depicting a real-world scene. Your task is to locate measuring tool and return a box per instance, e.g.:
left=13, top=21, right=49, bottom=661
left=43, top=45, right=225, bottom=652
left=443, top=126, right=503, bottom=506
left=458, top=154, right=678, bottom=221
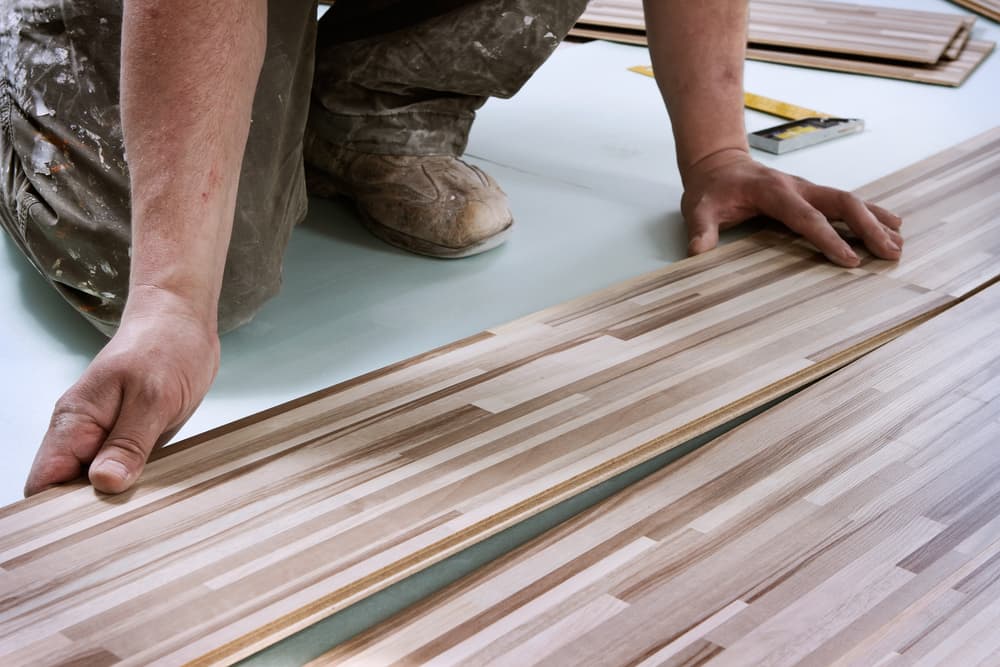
left=628, top=65, right=864, bottom=154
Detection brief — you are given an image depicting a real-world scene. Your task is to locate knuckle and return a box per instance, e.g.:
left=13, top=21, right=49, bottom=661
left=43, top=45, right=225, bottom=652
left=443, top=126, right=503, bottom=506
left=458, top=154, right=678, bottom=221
left=104, top=434, right=149, bottom=464
left=50, top=393, right=91, bottom=430
left=768, top=172, right=795, bottom=189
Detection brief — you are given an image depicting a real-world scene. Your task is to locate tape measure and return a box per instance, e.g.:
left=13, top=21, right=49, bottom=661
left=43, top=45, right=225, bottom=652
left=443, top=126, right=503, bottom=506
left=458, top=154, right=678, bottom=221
left=628, top=65, right=864, bottom=154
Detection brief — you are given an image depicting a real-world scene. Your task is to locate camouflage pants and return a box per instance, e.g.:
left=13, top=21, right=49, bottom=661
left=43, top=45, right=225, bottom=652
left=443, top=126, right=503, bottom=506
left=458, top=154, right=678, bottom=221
left=0, top=0, right=588, bottom=334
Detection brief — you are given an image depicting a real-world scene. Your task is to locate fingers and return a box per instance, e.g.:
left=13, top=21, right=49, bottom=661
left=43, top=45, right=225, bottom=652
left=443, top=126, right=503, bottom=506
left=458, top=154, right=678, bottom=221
left=90, top=385, right=171, bottom=494
left=686, top=201, right=721, bottom=255
left=805, top=186, right=902, bottom=261
left=24, top=406, right=109, bottom=496
left=759, top=187, right=860, bottom=267
left=866, top=201, right=903, bottom=231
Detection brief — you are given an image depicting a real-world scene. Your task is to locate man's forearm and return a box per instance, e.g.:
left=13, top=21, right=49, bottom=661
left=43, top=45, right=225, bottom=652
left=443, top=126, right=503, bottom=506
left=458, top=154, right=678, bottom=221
left=121, top=0, right=266, bottom=328
left=643, top=0, right=748, bottom=183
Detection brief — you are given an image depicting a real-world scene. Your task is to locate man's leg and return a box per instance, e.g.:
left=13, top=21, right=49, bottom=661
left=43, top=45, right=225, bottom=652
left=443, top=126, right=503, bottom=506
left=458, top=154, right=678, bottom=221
left=0, top=0, right=316, bottom=335
left=306, top=0, right=589, bottom=258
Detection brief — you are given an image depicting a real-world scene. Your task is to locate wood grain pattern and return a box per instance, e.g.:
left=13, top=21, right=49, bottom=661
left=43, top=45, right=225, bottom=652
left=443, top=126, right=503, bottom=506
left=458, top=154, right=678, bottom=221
left=949, top=0, right=1000, bottom=22
left=1, top=128, right=999, bottom=666
left=746, top=39, right=995, bottom=87
left=943, top=18, right=975, bottom=60
left=578, top=0, right=967, bottom=63
left=569, top=25, right=994, bottom=88
left=316, top=274, right=1000, bottom=667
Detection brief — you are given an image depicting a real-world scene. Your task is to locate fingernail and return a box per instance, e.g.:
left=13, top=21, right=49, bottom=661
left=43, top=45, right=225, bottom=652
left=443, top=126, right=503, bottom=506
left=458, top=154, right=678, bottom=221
left=94, top=460, right=130, bottom=482
left=887, top=240, right=901, bottom=253
left=843, top=248, right=859, bottom=264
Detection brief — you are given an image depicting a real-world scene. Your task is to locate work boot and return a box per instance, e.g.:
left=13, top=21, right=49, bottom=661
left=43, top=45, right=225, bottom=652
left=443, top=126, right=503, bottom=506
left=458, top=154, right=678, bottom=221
left=304, top=134, right=514, bottom=258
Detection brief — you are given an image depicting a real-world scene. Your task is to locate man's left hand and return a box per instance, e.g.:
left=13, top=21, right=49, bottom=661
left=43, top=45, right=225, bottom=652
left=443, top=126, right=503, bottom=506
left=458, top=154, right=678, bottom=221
left=680, top=148, right=903, bottom=267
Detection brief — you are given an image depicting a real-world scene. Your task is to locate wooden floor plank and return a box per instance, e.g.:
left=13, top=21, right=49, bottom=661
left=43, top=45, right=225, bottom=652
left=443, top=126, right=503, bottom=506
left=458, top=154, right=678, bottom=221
left=949, top=0, right=1000, bottom=23
left=579, top=0, right=966, bottom=63
left=1, top=128, right=999, bottom=665
left=573, top=0, right=994, bottom=87
left=746, top=40, right=995, bottom=88
left=318, top=279, right=1000, bottom=667
left=569, top=29, right=994, bottom=88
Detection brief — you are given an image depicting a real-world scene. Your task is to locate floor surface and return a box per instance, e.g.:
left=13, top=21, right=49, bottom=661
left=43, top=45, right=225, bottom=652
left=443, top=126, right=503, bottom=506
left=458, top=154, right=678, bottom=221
left=1, top=0, right=998, bottom=661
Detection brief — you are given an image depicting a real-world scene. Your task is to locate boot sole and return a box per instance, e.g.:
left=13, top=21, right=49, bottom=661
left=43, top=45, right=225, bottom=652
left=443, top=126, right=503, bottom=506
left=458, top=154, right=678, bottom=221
left=305, top=164, right=514, bottom=259
left=359, top=211, right=513, bottom=259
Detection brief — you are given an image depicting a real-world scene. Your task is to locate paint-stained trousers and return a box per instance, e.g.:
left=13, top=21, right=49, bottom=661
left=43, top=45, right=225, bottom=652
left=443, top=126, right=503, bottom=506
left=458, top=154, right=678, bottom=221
left=0, top=0, right=588, bottom=334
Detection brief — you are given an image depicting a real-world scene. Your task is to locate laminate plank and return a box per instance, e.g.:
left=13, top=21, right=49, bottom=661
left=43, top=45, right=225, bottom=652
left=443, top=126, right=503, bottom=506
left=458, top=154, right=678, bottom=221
left=1, top=129, right=999, bottom=666
left=569, top=25, right=994, bottom=88
left=943, top=18, right=975, bottom=60
left=578, top=0, right=966, bottom=63
left=319, top=280, right=1000, bottom=667
left=949, top=0, right=1000, bottom=23
left=746, top=39, right=996, bottom=88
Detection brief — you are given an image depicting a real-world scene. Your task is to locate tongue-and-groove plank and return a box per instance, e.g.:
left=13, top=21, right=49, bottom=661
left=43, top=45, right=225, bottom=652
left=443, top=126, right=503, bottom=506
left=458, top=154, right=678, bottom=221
left=949, top=0, right=1000, bottom=23
left=314, top=273, right=1000, bottom=667
left=577, top=0, right=966, bottom=64
left=573, top=0, right=994, bottom=87
left=1, top=128, right=999, bottom=666
left=745, top=39, right=995, bottom=87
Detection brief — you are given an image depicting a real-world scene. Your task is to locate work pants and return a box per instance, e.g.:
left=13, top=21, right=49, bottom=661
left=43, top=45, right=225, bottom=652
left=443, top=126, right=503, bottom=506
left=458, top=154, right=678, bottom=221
left=0, top=0, right=588, bottom=334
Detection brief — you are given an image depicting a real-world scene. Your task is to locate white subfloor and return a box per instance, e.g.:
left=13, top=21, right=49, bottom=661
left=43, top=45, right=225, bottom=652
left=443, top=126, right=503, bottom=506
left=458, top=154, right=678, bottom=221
left=2, top=0, right=998, bottom=508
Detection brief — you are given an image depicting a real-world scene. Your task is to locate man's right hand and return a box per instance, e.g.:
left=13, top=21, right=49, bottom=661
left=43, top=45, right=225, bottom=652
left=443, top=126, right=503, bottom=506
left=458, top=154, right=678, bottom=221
left=24, top=287, right=220, bottom=496
left=21, top=0, right=268, bottom=497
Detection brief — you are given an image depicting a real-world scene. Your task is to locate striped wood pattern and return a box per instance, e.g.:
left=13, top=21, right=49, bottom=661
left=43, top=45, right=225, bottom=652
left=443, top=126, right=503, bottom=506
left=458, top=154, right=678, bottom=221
left=569, top=26, right=648, bottom=46
left=949, top=0, right=1000, bottom=22
left=570, top=24, right=994, bottom=88
left=319, top=280, right=1000, bottom=667
left=943, top=18, right=975, bottom=60
left=746, top=39, right=996, bottom=87
left=1, top=128, right=999, bottom=666
left=578, top=0, right=966, bottom=63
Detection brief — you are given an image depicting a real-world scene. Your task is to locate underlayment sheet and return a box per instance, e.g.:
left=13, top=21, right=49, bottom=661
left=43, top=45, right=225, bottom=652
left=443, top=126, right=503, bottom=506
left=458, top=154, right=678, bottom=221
left=0, top=128, right=998, bottom=666
left=319, top=278, right=1000, bottom=667
left=579, top=0, right=966, bottom=63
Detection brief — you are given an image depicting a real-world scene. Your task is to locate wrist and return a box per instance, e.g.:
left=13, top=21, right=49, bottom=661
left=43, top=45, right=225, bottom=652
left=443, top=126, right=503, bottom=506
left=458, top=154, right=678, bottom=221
left=122, top=283, right=220, bottom=336
left=680, top=145, right=751, bottom=188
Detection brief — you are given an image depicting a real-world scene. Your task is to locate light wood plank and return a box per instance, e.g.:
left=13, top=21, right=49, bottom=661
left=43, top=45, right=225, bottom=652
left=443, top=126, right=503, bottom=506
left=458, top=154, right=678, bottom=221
left=572, top=0, right=994, bottom=87
left=746, top=39, right=995, bottom=88
left=320, top=279, right=1000, bottom=667
left=570, top=28, right=994, bottom=88
left=1, top=129, right=999, bottom=665
left=943, top=18, right=975, bottom=61
left=578, top=0, right=967, bottom=63
left=948, top=0, right=1000, bottom=23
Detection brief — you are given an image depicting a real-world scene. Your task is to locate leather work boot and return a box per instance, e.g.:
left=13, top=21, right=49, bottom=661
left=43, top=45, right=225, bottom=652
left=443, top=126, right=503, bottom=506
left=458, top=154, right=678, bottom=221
left=304, top=134, right=514, bottom=258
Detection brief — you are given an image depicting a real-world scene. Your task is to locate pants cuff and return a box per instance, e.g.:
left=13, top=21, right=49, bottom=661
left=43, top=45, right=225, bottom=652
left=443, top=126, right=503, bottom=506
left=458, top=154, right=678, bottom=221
left=306, top=102, right=475, bottom=156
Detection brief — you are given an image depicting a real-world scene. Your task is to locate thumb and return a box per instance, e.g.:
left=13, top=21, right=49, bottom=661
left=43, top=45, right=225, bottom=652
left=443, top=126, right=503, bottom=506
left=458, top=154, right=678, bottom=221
left=90, top=389, right=169, bottom=494
left=686, top=204, right=720, bottom=256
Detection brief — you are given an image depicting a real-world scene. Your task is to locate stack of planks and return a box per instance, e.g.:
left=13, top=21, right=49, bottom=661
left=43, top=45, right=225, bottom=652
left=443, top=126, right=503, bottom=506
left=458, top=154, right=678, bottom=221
left=950, top=0, right=1000, bottom=23
left=571, top=0, right=996, bottom=86
left=0, top=127, right=998, bottom=666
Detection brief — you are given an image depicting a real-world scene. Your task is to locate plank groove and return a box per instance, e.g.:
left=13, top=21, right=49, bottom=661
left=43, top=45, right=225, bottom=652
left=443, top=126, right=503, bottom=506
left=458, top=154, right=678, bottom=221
left=320, top=281, right=1000, bottom=667
left=1, top=128, right=999, bottom=665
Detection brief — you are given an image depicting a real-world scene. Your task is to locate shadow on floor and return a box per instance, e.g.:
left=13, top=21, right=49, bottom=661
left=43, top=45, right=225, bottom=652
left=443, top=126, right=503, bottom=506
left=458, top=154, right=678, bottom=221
left=2, top=234, right=108, bottom=360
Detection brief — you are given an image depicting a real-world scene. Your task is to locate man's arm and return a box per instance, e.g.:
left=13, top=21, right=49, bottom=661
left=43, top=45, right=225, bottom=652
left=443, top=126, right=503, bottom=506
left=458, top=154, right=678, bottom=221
left=24, top=0, right=266, bottom=495
left=643, top=0, right=903, bottom=266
